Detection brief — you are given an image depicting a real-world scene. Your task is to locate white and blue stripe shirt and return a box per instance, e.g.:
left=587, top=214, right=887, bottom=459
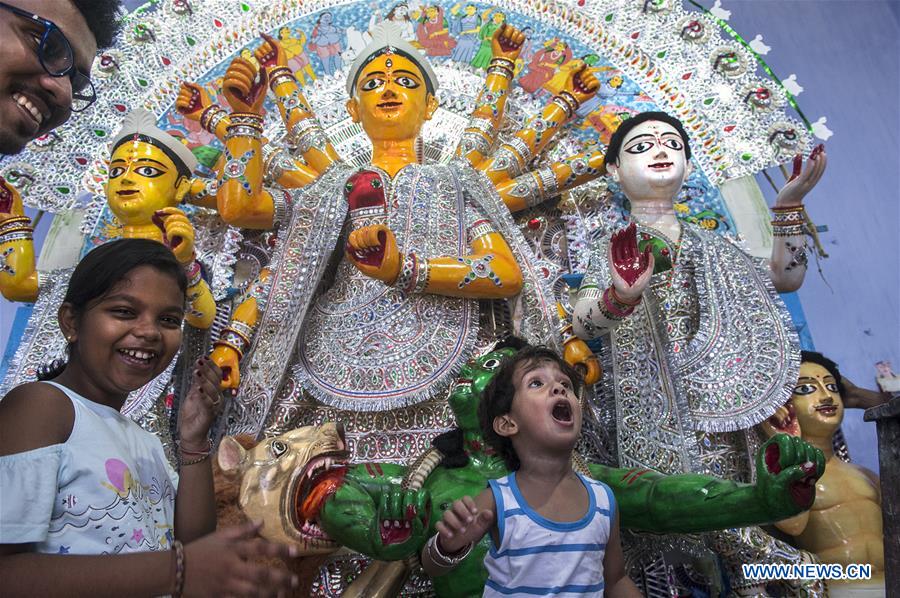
left=483, top=472, right=615, bottom=597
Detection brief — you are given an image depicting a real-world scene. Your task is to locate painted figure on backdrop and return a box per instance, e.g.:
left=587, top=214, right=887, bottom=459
left=470, top=10, right=504, bottom=69
left=372, top=2, right=417, bottom=44
left=277, top=26, right=316, bottom=86
left=518, top=38, right=571, bottom=94
left=416, top=5, right=456, bottom=57
left=309, top=12, right=345, bottom=76
left=512, top=26, right=534, bottom=76
left=449, top=3, right=481, bottom=64
left=173, top=22, right=611, bottom=472
left=761, top=352, right=885, bottom=596
left=572, top=111, right=828, bottom=595
left=0, top=110, right=216, bottom=330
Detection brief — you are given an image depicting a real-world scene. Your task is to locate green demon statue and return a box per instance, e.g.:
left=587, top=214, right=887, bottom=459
left=217, top=341, right=824, bottom=597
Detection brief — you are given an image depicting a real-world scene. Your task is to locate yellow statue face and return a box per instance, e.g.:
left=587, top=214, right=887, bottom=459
left=106, top=140, right=188, bottom=226
left=425, top=6, right=438, bottom=19
left=217, top=423, right=349, bottom=554
left=791, top=362, right=844, bottom=437
left=493, top=12, right=505, bottom=24
left=346, top=53, right=437, bottom=141
left=465, top=4, right=476, bottom=15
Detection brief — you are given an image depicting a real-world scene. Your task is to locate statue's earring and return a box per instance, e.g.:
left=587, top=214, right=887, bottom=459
left=415, top=136, right=425, bottom=164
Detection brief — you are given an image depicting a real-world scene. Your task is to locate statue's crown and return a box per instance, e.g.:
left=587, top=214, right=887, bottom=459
left=111, top=108, right=198, bottom=175
left=346, top=22, right=438, bottom=96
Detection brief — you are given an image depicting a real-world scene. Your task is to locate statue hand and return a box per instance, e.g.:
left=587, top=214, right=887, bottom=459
left=774, top=144, right=826, bottom=208
left=435, top=495, right=494, bottom=555
left=0, top=179, right=25, bottom=222
left=152, top=207, right=195, bottom=265
left=223, top=55, right=269, bottom=114
left=346, top=225, right=401, bottom=284
left=255, top=32, right=288, bottom=72
left=609, top=223, right=654, bottom=303
left=563, top=337, right=601, bottom=385
left=210, top=344, right=241, bottom=389
left=491, top=23, right=526, bottom=61
left=176, top=82, right=212, bottom=122
left=760, top=403, right=801, bottom=438
left=756, top=434, right=824, bottom=516
left=564, top=65, right=600, bottom=106
left=370, top=487, right=431, bottom=560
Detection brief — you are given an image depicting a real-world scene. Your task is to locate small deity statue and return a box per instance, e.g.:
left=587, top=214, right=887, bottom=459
left=762, top=352, right=885, bottom=596
left=572, top=111, right=828, bottom=593
left=171, top=22, right=613, bottom=463
left=0, top=110, right=216, bottom=330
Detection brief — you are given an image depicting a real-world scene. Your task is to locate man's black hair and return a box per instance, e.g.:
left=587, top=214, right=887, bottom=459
left=605, top=111, right=692, bottom=166
left=72, top=0, right=122, bottom=50
left=478, top=344, right=583, bottom=471
left=800, top=351, right=846, bottom=398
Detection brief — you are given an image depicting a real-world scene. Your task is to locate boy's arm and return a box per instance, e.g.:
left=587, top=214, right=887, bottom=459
left=602, top=507, right=642, bottom=597
left=421, top=488, right=495, bottom=578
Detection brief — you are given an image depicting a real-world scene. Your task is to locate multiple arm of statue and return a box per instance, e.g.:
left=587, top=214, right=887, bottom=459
left=0, top=181, right=38, bottom=303
left=768, top=144, right=826, bottom=292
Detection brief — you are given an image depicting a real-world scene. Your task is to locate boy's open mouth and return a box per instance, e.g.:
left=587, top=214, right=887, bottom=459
left=551, top=400, right=573, bottom=424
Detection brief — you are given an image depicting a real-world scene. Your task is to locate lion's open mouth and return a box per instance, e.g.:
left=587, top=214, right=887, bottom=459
left=288, top=427, right=350, bottom=547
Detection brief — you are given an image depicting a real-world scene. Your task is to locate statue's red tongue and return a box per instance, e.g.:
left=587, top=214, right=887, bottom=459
left=299, top=467, right=347, bottom=521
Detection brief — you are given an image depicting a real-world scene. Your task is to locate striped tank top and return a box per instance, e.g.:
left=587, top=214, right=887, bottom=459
left=483, top=471, right=615, bottom=597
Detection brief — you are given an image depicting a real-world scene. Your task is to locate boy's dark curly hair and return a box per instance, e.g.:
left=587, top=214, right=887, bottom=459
left=478, top=344, right=583, bottom=470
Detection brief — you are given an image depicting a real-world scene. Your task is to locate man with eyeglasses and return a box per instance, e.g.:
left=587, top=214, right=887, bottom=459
left=0, top=0, right=121, bottom=155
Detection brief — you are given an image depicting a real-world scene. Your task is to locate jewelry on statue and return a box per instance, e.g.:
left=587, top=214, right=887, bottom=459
left=772, top=224, right=806, bottom=237
left=486, top=59, right=515, bottom=79
left=489, top=57, right=515, bottom=71
left=465, top=116, right=494, bottom=137
left=551, top=95, right=574, bottom=119
left=467, top=218, right=495, bottom=243
left=425, top=533, right=473, bottom=570
left=601, top=287, right=637, bottom=320
left=288, top=116, right=328, bottom=154
left=224, top=124, right=262, bottom=141
left=199, top=105, right=227, bottom=134
left=184, top=259, right=203, bottom=287
left=0, top=216, right=34, bottom=244
left=558, top=91, right=581, bottom=114
left=395, top=252, right=419, bottom=293
left=413, top=256, right=431, bottom=294
left=271, top=188, right=293, bottom=226
left=536, top=166, right=559, bottom=198
left=268, top=66, right=296, bottom=90
left=771, top=205, right=805, bottom=225
left=609, top=285, right=641, bottom=307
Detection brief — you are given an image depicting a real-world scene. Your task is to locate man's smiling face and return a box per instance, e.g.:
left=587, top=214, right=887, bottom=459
left=0, top=0, right=97, bottom=154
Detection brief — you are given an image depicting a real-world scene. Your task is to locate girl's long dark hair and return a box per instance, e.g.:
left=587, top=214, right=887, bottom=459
left=38, top=238, right=187, bottom=380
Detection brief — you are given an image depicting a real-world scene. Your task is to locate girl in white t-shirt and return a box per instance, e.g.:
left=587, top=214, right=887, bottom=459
left=0, top=238, right=298, bottom=597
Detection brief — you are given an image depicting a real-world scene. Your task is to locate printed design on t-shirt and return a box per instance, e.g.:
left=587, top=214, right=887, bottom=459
left=48, top=456, right=175, bottom=554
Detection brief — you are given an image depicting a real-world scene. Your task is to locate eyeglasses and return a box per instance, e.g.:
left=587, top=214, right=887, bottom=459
left=0, top=2, right=96, bottom=112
